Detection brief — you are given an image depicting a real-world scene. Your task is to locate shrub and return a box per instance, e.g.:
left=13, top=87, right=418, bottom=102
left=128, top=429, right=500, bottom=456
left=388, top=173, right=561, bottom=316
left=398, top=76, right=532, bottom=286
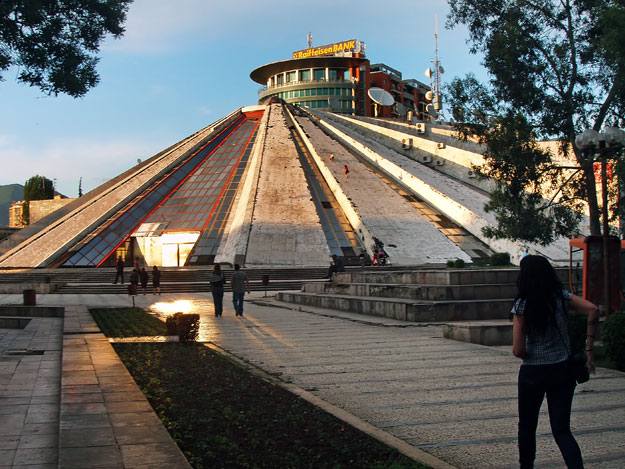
left=454, top=258, right=465, bottom=268
left=446, top=259, right=455, bottom=268
left=603, top=311, right=625, bottom=371
left=166, top=312, right=200, bottom=343
left=165, top=315, right=178, bottom=336
left=490, top=252, right=511, bottom=266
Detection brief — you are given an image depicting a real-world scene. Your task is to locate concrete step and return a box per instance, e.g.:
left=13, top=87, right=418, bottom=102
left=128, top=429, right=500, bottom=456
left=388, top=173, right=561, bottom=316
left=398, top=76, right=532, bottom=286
left=302, top=281, right=517, bottom=301
left=277, top=291, right=513, bottom=322
left=57, top=280, right=306, bottom=294
left=334, top=267, right=573, bottom=286
left=333, top=269, right=519, bottom=286
left=0, top=266, right=330, bottom=284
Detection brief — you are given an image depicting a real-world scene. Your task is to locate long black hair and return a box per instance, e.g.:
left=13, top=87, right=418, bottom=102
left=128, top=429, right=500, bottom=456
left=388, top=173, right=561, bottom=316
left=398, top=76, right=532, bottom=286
left=515, top=255, right=564, bottom=335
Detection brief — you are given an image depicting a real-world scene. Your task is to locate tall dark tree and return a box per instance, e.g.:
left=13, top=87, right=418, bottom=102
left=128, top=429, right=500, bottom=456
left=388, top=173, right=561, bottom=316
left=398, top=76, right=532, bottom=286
left=22, top=175, right=54, bottom=225
left=0, top=0, right=133, bottom=97
left=447, top=0, right=625, bottom=244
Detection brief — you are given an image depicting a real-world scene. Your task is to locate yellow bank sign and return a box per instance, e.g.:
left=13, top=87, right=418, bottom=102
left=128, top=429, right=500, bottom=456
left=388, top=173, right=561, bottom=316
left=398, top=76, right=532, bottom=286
left=292, top=40, right=361, bottom=59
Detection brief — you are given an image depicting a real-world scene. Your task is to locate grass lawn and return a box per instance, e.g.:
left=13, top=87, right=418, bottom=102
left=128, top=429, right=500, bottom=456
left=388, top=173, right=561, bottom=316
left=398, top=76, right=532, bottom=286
left=92, top=308, right=428, bottom=468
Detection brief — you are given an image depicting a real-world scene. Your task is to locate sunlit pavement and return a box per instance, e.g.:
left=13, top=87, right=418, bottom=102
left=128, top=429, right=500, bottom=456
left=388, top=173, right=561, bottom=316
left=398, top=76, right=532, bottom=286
left=2, top=291, right=624, bottom=468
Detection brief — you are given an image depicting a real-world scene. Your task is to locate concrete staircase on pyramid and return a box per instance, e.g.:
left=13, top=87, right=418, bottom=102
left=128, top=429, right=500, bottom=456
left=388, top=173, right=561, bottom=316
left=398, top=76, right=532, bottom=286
left=277, top=267, right=576, bottom=323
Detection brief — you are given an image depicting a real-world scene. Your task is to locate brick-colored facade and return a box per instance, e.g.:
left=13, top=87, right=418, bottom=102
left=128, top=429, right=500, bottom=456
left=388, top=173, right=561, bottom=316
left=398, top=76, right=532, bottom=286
left=8, top=201, right=25, bottom=228
left=29, top=196, right=76, bottom=225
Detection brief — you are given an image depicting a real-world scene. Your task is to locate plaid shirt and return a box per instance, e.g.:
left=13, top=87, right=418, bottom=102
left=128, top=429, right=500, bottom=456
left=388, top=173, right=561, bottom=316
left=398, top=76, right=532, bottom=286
left=512, top=290, right=571, bottom=365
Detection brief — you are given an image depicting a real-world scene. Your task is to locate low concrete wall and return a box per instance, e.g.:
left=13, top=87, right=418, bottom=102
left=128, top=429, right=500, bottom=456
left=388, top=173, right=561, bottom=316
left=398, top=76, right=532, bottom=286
left=0, top=305, right=64, bottom=317
left=0, top=283, right=62, bottom=294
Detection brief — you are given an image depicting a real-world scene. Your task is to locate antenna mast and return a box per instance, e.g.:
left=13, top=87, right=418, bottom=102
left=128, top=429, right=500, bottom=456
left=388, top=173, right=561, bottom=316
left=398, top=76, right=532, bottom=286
left=433, top=14, right=443, bottom=112
left=307, top=32, right=312, bottom=48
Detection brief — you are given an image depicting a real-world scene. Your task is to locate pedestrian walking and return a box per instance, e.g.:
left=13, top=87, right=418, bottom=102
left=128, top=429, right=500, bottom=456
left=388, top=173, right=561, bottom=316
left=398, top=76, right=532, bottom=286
left=133, top=256, right=141, bottom=270
left=139, top=267, right=149, bottom=295
left=344, top=165, right=349, bottom=178
left=230, top=263, right=250, bottom=317
left=210, top=263, right=226, bottom=317
left=152, top=266, right=161, bottom=295
left=512, top=255, right=599, bottom=469
left=128, top=269, right=139, bottom=296
left=114, top=256, right=124, bottom=284
left=329, top=152, right=334, bottom=162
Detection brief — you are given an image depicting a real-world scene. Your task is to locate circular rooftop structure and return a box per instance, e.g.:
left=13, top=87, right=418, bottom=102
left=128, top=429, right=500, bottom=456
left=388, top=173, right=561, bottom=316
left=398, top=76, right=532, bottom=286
left=250, top=56, right=367, bottom=84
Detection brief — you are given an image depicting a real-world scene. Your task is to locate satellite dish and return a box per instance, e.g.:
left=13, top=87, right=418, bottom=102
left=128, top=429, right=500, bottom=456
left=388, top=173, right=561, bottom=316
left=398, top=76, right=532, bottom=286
left=438, top=65, right=445, bottom=74
left=426, top=104, right=438, bottom=119
left=425, top=68, right=432, bottom=78
left=137, top=158, right=142, bottom=164
left=368, top=87, right=394, bottom=106
left=425, top=90, right=433, bottom=101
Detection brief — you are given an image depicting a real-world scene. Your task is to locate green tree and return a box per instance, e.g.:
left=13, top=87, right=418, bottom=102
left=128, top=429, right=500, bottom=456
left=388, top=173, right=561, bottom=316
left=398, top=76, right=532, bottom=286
left=0, top=0, right=133, bottom=97
left=447, top=0, right=625, bottom=244
left=22, top=175, right=54, bottom=225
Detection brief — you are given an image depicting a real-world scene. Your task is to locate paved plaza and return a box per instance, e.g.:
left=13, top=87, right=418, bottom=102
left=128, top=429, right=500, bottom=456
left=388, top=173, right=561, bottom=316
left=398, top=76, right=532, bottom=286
left=1, top=291, right=624, bottom=468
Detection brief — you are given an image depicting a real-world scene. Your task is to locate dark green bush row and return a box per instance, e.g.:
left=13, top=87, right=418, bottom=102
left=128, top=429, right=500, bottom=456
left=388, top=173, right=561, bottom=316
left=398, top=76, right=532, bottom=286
left=489, top=252, right=511, bottom=266
left=114, top=343, right=427, bottom=469
left=603, top=311, right=625, bottom=371
left=166, top=313, right=200, bottom=343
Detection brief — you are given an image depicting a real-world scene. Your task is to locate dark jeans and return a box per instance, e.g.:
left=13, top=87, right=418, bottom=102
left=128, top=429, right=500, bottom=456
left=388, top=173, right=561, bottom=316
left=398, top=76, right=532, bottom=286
left=233, top=292, right=245, bottom=316
left=212, top=286, right=224, bottom=316
left=518, top=361, right=583, bottom=469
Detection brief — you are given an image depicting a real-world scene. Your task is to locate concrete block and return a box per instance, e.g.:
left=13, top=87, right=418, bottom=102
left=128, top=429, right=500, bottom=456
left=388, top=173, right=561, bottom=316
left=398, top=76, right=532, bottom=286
left=442, top=321, right=513, bottom=346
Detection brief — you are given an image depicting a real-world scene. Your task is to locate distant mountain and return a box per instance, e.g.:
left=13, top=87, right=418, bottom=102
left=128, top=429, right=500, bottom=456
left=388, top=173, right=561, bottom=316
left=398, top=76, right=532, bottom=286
left=0, top=184, right=24, bottom=226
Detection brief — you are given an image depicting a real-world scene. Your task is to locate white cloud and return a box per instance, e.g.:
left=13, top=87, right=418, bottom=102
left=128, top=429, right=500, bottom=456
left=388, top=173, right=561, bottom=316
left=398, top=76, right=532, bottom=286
left=0, top=135, right=159, bottom=198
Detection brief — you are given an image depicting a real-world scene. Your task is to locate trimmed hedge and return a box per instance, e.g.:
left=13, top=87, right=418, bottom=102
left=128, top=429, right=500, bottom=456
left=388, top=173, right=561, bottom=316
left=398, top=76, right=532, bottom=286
left=490, top=252, right=511, bottom=266
left=166, top=312, right=200, bottom=343
left=603, top=311, right=625, bottom=371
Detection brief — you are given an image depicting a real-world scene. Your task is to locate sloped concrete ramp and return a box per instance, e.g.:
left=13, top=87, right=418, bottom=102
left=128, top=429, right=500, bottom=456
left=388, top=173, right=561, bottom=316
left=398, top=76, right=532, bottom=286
left=296, top=116, right=471, bottom=265
left=245, top=104, right=331, bottom=266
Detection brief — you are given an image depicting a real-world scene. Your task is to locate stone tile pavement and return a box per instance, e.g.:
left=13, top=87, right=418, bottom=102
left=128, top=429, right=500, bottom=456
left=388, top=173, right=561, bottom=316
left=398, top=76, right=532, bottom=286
left=1, top=297, right=190, bottom=469
left=1, top=291, right=625, bottom=468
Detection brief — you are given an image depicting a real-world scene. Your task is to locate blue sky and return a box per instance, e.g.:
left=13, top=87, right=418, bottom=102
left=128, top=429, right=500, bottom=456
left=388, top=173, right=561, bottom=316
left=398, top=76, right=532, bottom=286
left=0, top=0, right=486, bottom=198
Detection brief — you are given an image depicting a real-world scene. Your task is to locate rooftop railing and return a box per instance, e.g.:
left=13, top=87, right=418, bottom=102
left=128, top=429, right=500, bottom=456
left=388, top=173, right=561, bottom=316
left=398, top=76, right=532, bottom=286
left=258, top=78, right=357, bottom=95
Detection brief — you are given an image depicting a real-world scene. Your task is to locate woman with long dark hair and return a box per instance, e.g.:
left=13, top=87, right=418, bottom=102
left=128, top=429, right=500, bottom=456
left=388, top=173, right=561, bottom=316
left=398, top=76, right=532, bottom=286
left=512, top=255, right=599, bottom=468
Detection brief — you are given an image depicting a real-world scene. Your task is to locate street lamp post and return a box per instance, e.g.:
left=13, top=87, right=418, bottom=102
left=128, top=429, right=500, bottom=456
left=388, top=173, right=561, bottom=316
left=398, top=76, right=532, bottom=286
left=575, top=126, right=625, bottom=315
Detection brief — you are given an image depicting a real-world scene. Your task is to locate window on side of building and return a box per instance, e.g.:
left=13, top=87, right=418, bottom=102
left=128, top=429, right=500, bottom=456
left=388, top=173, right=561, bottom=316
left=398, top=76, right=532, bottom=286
left=300, top=69, right=310, bottom=81
left=313, top=69, right=325, bottom=81
left=286, top=71, right=296, bottom=82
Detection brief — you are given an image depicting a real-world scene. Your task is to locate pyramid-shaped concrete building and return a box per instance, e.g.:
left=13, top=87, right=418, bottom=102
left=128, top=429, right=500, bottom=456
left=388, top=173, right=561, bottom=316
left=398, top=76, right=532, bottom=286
left=0, top=40, right=572, bottom=269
